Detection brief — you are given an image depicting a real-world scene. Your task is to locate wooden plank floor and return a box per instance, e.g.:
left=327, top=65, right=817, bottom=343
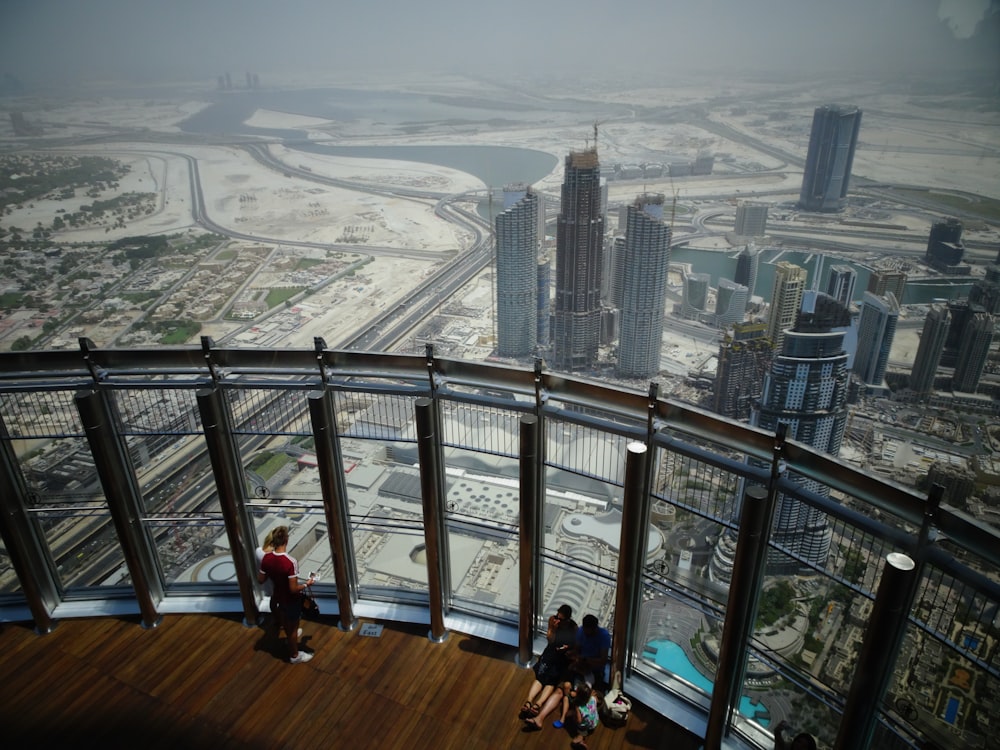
left=0, top=612, right=704, bottom=750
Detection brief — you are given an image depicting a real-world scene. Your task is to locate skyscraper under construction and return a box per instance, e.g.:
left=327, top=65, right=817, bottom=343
left=712, top=321, right=771, bottom=421
left=552, top=148, right=604, bottom=372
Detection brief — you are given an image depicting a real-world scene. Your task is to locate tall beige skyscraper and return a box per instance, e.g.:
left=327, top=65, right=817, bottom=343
left=766, top=262, right=807, bottom=351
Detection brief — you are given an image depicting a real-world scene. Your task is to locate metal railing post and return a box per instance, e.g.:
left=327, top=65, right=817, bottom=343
left=532, top=357, right=547, bottom=622
left=0, top=413, right=58, bottom=633
left=308, top=390, right=359, bottom=632
left=76, top=389, right=163, bottom=629
left=415, top=396, right=449, bottom=643
left=704, top=485, right=770, bottom=749
left=611, top=441, right=650, bottom=684
left=196, top=387, right=259, bottom=628
left=835, top=552, right=918, bottom=750
left=517, top=414, right=541, bottom=668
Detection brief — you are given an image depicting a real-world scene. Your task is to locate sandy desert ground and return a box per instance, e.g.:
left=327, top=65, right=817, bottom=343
left=1, top=73, right=997, bottom=359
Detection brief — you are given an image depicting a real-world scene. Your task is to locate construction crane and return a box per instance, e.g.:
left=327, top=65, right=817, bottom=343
left=668, top=171, right=679, bottom=233
left=588, top=119, right=607, bottom=152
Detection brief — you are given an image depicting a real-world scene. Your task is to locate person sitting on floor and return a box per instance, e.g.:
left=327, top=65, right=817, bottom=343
left=523, top=678, right=575, bottom=731
left=570, top=614, right=611, bottom=689
left=519, top=604, right=577, bottom=719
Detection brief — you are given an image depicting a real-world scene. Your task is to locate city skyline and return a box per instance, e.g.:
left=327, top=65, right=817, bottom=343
left=1, top=35, right=1000, bottom=749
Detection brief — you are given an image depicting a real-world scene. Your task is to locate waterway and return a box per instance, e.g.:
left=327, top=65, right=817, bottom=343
left=672, top=246, right=971, bottom=306
left=179, top=88, right=559, bottom=187
left=180, top=88, right=971, bottom=304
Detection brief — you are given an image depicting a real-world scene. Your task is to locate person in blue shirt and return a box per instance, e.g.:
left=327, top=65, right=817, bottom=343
left=572, top=614, right=611, bottom=688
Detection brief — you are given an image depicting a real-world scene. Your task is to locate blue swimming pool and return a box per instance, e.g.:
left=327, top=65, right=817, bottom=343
left=644, top=639, right=770, bottom=726
left=944, top=697, right=959, bottom=724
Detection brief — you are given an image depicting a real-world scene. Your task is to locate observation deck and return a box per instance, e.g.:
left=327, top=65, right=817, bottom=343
left=1, top=339, right=997, bottom=749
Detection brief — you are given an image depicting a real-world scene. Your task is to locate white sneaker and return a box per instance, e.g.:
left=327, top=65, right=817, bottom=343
left=289, top=651, right=313, bottom=664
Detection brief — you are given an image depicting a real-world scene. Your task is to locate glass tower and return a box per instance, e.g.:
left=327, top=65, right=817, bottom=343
left=495, top=185, right=540, bottom=358
left=799, top=104, right=862, bottom=213
left=617, top=194, right=671, bottom=379
left=826, top=264, right=857, bottom=308
left=735, top=242, right=760, bottom=298
left=853, top=291, right=899, bottom=388
left=954, top=312, right=995, bottom=393
left=754, top=292, right=851, bottom=571
left=909, top=304, right=951, bottom=396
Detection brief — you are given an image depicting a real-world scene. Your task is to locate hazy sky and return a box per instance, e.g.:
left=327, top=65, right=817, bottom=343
left=0, top=0, right=997, bottom=86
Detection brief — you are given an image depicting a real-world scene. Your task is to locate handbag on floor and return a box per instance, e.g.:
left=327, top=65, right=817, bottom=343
left=600, top=670, right=631, bottom=726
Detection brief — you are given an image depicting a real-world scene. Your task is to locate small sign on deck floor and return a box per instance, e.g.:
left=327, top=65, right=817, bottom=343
left=359, top=622, right=384, bottom=638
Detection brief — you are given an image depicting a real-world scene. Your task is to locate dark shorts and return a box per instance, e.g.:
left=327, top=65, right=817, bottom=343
left=276, top=596, right=303, bottom=623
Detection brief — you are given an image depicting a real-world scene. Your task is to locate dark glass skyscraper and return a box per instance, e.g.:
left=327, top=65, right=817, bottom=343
left=552, top=149, right=604, bottom=372
left=734, top=243, right=760, bottom=298
left=954, top=312, right=994, bottom=393
left=909, top=304, right=950, bottom=396
left=854, top=291, right=899, bottom=389
left=825, top=264, right=857, bottom=308
left=969, top=264, right=1000, bottom=314
left=926, top=217, right=965, bottom=270
left=799, top=105, right=862, bottom=213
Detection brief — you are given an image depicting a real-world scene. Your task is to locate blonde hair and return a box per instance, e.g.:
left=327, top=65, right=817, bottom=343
left=262, top=529, right=276, bottom=551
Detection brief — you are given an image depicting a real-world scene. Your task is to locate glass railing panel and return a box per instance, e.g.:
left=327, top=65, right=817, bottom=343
left=233, top=387, right=331, bottom=586
left=1, top=391, right=132, bottom=593
left=327, top=390, right=427, bottom=600
left=638, top=445, right=738, bottom=714
left=543, top=550, right=617, bottom=659
left=875, top=611, right=997, bottom=750
left=334, top=391, right=421, bottom=442
left=0, top=536, right=18, bottom=595
left=545, top=416, right=632, bottom=486
left=540, top=472, right=623, bottom=633
left=636, top=580, right=723, bottom=715
left=648, top=442, right=747, bottom=606
left=337, top=435, right=429, bottom=600
left=735, top=554, right=854, bottom=746
left=883, top=551, right=1000, bottom=749
left=736, top=643, right=842, bottom=749
left=110, top=387, right=225, bottom=590
left=441, top=445, right=520, bottom=622
left=439, top=401, right=522, bottom=458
